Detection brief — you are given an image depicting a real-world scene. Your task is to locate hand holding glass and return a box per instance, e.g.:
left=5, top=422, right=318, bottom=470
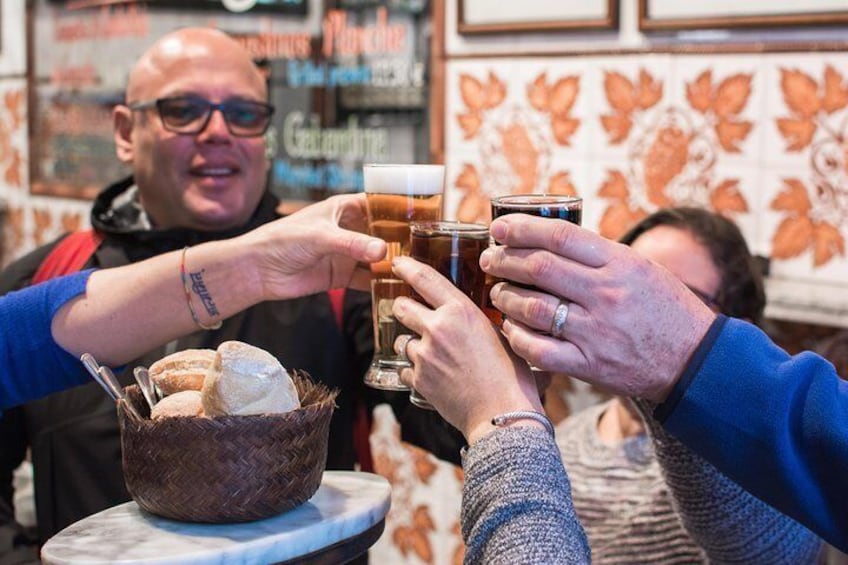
left=407, top=221, right=489, bottom=409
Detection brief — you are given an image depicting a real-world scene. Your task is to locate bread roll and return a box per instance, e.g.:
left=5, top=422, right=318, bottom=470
left=151, top=390, right=205, bottom=419
left=201, top=341, right=300, bottom=416
left=149, top=349, right=215, bottom=396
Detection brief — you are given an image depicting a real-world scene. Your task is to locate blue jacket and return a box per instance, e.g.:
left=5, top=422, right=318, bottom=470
left=657, top=315, right=848, bottom=552
left=0, top=270, right=93, bottom=410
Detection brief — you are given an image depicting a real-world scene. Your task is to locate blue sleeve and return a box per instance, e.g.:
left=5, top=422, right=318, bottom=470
left=657, top=317, right=848, bottom=552
left=0, top=270, right=95, bottom=410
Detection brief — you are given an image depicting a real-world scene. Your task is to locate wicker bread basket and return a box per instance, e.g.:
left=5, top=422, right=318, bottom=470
left=117, top=371, right=337, bottom=523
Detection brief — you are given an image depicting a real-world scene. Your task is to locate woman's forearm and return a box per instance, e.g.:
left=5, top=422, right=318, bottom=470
left=50, top=193, right=385, bottom=367
left=51, top=236, right=262, bottom=365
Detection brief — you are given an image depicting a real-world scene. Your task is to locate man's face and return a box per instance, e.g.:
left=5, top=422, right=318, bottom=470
left=123, top=51, right=269, bottom=231
left=630, top=225, right=722, bottom=310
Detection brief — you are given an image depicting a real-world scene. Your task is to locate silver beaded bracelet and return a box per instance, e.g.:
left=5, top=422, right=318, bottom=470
left=491, top=410, right=555, bottom=439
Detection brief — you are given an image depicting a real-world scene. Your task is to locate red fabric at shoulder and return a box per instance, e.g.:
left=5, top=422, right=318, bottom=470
left=327, top=288, right=346, bottom=331
left=32, top=230, right=104, bottom=285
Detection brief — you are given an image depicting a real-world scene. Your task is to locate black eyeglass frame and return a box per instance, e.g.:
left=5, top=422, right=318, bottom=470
left=127, top=96, right=275, bottom=138
left=684, top=283, right=720, bottom=311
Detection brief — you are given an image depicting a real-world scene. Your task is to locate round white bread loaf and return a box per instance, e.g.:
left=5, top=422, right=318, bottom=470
left=150, top=390, right=205, bottom=419
left=149, top=349, right=216, bottom=396
left=201, top=341, right=300, bottom=416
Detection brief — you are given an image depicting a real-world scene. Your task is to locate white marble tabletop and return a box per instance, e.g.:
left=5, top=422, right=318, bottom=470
left=41, top=471, right=391, bottom=565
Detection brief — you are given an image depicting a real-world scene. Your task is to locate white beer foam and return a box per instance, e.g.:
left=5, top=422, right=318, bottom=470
left=363, top=164, right=445, bottom=195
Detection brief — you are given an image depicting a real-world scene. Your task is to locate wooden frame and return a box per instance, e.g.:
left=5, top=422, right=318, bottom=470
left=639, top=0, right=848, bottom=31
left=458, top=0, right=617, bottom=35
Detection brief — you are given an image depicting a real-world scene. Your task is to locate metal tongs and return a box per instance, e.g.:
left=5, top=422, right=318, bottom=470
left=80, top=353, right=143, bottom=420
left=132, top=366, right=162, bottom=411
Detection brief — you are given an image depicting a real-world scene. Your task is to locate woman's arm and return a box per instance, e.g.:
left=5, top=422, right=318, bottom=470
left=389, top=256, right=590, bottom=564
left=463, top=427, right=590, bottom=564
left=0, top=194, right=384, bottom=409
left=52, top=193, right=384, bottom=366
left=1, top=271, right=95, bottom=409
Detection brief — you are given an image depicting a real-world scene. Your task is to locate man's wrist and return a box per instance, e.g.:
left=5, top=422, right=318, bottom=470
left=228, top=235, right=268, bottom=303
left=654, top=314, right=729, bottom=423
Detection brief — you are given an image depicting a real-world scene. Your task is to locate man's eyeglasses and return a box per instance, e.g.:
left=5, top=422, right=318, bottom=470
left=128, top=96, right=275, bottom=138
left=685, top=284, right=719, bottom=311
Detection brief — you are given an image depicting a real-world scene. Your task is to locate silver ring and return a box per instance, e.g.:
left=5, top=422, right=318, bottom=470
left=398, top=334, right=417, bottom=359
left=550, top=301, right=570, bottom=339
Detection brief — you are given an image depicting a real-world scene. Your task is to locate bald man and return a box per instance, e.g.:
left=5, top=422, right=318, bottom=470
left=0, top=29, right=376, bottom=557
left=113, top=28, right=271, bottom=231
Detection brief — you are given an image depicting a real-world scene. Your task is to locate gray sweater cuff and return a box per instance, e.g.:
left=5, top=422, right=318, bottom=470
left=461, top=426, right=590, bottom=564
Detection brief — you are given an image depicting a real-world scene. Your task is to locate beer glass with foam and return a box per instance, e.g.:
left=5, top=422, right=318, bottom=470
left=408, top=221, right=489, bottom=409
left=364, top=164, right=444, bottom=390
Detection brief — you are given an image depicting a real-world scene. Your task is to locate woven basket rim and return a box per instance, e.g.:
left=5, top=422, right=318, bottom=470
left=121, top=369, right=338, bottom=424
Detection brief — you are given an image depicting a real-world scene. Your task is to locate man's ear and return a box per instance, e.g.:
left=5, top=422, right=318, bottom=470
left=113, top=105, right=134, bottom=163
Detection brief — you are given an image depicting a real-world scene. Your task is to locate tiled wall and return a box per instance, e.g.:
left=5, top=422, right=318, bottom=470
left=0, top=2, right=93, bottom=267
left=443, top=51, right=848, bottom=327
left=0, top=78, right=91, bottom=267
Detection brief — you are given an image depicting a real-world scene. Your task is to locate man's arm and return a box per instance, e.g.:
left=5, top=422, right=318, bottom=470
left=633, top=398, right=822, bottom=563
left=658, top=318, right=848, bottom=553
left=480, top=215, right=846, bottom=548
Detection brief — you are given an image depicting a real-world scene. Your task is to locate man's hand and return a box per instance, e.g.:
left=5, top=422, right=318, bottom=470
left=481, top=214, right=716, bottom=403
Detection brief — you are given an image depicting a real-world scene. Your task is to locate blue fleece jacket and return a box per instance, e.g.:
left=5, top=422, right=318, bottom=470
left=657, top=315, right=848, bottom=552
left=0, top=270, right=93, bottom=410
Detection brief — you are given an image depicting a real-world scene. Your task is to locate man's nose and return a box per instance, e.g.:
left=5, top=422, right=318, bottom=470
left=197, top=107, right=231, bottom=141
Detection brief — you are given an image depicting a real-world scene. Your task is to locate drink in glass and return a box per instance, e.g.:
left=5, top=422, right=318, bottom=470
left=490, top=195, right=583, bottom=292
left=408, top=221, right=489, bottom=409
left=490, top=194, right=583, bottom=224
left=364, top=164, right=445, bottom=390
left=490, top=194, right=582, bottom=373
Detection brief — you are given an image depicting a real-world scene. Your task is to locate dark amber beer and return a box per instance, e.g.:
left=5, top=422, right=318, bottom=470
left=410, top=222, right=489, bottom=310
left=490, top=195, right=583, bottom=294
left=408, top=221, right=489, bottom=408
left=490, top=194, right=582, bottom=224
left=364, top=164, right=445, bottom=390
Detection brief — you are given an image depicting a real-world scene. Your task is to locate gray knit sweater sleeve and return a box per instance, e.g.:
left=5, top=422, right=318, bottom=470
left=461, top=426, right=591, bottom=564
left=632, top=399, right=822, bottom=564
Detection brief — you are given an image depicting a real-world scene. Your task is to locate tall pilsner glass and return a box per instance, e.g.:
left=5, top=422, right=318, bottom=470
left=364, top=164, right=444, bottom=390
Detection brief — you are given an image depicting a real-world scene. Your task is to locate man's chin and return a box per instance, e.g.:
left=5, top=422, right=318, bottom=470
left=184, top=202, right=251, bottom=232
left=180, top=184, right=262, bottom=231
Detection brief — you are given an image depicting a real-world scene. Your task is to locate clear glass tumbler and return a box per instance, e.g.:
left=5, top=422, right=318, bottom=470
left=407, top=221, right=489, bottom=409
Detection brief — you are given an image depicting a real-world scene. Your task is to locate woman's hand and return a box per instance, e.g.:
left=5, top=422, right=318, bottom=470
left=480, top=214, right=716, bottom=403
left=241, top=193, right=386, bottom=301
left=391, top=256, right=542, bottom=444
